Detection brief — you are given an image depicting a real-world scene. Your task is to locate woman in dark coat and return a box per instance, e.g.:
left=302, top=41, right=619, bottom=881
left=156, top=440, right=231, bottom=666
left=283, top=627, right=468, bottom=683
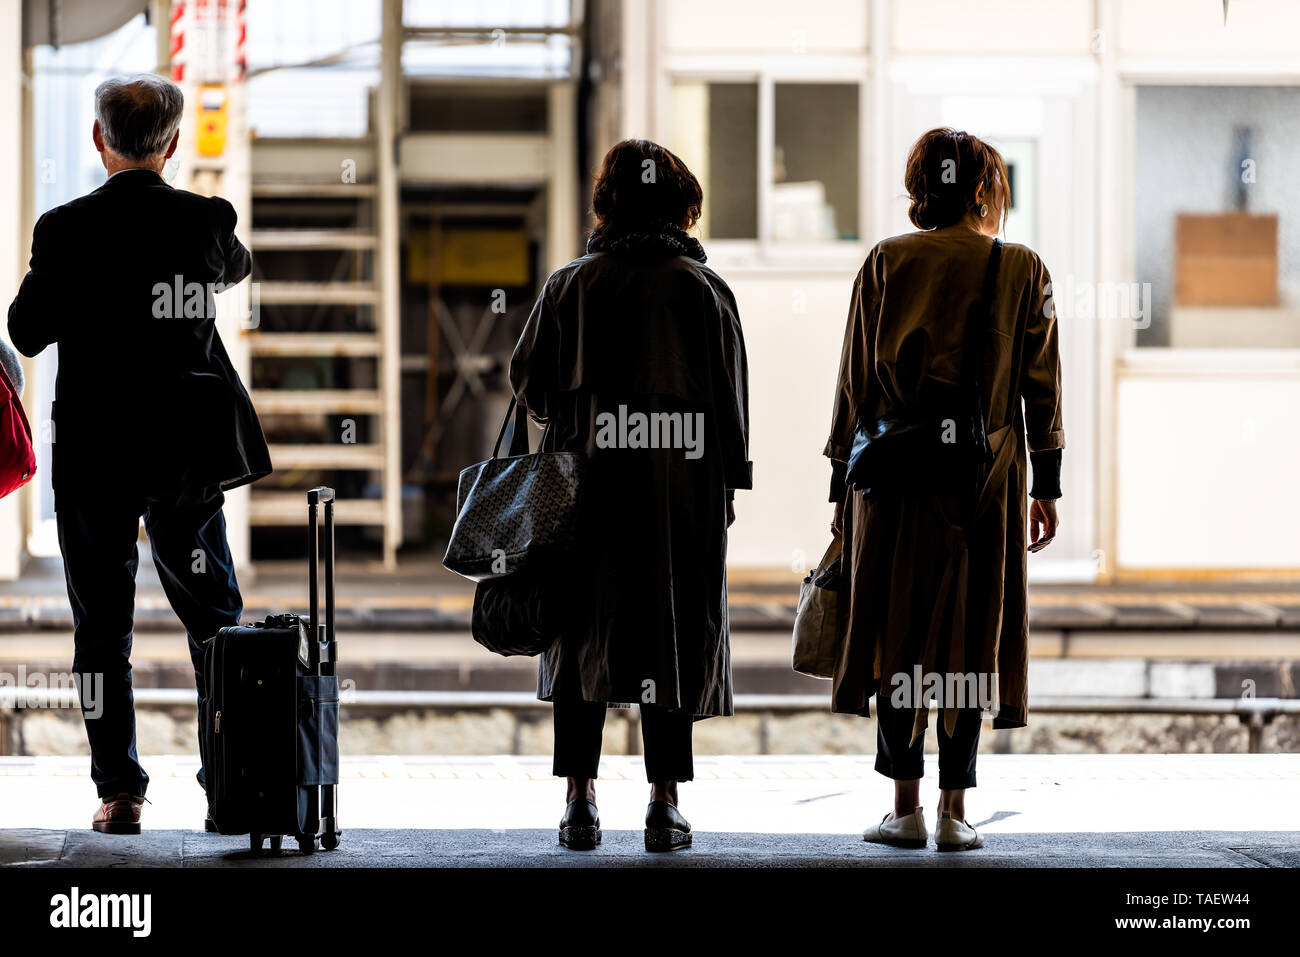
left=509, top=139, right=752, bottom=852
left=824, top=129, right=1064, bottom=851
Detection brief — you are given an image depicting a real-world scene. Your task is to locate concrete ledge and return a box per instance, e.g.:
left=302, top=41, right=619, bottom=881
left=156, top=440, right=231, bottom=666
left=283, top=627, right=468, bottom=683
left=5, top=698, right=1299, bottom=758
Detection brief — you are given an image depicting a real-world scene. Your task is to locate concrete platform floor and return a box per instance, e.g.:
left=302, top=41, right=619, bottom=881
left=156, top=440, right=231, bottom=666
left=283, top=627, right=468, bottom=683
left=1, top=753, right=1297, bottom=867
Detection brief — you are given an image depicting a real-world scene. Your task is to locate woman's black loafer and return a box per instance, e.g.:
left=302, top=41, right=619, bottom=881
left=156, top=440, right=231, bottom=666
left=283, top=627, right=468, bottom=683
left=559, top=799, right=602, bottom=850
left=645, top=800, right=692, bottom=852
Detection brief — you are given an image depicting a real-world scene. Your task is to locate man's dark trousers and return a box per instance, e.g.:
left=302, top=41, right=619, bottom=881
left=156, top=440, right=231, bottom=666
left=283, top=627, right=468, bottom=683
left=57, top=484, right=241, bottom=799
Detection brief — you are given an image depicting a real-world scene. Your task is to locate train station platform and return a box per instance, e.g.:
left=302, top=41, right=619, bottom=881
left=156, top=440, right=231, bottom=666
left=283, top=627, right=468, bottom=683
left=2, top=553, right=1300, bottom=748
left=1, top=753, right=1297, bottom=868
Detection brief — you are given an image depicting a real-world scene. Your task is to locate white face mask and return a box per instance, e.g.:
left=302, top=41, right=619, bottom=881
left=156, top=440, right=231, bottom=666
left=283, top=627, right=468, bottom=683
left=162, top=156, right=180, bottom=184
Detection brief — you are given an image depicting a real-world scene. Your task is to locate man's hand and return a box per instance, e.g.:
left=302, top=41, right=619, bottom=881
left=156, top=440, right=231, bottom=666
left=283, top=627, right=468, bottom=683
left=831, top=500, right=844, bottom=538
left=726, top=500, right=736, bottom=528
left=1028, top=499, right=1059, bottom=553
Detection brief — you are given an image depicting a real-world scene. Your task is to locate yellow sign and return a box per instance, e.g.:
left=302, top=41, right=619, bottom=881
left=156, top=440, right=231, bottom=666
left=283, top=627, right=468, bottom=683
left=196, top=85, right=228, bottom=157
left=408, top=228, right=530, bottom=286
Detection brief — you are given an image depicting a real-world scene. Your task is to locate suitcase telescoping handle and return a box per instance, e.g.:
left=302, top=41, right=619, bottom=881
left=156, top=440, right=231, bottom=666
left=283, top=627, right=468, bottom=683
left=307, top=487, right=336, bottom=676
left=306, top=486, right=340, bottom=847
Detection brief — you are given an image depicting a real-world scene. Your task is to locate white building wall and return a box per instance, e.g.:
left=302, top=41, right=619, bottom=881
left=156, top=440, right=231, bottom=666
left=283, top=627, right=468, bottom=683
left=891, top=0, right=1094, bottom=55
left=661, top=0, right=868, bottom=53
left=618, top=0, right=1300, bottom=579
left=1116, top=353, right=1300, bottom=570
left=628, top=0, right=1107, bottom=578
left=724, top=269, right=858, bottom=569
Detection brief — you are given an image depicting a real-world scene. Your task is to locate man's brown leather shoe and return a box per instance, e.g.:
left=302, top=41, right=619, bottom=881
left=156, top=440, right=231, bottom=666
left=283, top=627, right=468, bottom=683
left=92, top=793, right=146, bottom=834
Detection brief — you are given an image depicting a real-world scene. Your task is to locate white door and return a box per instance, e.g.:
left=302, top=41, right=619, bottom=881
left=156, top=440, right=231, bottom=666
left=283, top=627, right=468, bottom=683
left=889, top=60, right=1100, bottom=581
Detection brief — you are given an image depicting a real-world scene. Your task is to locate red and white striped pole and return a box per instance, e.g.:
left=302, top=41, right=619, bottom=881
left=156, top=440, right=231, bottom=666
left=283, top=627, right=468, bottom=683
left=170, top=0, right=186, bottom=82
left=234, top=0, right=246, bottom=82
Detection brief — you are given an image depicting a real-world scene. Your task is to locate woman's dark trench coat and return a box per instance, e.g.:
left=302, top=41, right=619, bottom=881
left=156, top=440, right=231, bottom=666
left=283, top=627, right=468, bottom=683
left=824, top=226, right=1065, bottom=743
left=510, top=249, right=752, bottom=717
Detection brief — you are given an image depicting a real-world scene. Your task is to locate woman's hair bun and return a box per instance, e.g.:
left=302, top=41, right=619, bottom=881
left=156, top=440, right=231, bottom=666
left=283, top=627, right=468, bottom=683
left=903, top=128, right=1009, bottom=231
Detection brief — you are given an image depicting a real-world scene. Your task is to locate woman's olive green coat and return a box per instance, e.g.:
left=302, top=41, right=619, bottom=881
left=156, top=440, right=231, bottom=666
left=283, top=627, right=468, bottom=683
left=824, top=226, right=1064, bottom=742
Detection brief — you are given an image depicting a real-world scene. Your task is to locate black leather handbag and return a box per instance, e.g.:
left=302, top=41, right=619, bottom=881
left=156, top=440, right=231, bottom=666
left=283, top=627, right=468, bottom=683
left=442, top=397, right=585, bottom=581
left=846, top=238, right=1003, bottom=499
left=471, top=562, right=567, bottom=657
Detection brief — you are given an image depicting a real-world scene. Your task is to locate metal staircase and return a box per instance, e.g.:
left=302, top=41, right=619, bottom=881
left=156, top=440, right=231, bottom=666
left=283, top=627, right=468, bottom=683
left=243, top=143, right=401, bottom=567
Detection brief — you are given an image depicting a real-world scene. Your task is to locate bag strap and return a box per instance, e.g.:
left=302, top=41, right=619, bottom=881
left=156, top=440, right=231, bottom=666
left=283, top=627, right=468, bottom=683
left=959, top=237, right=1003, bottom=392
left=507, top=400, right=531, bottom=457
left=488, top=395, right=525, bottom=457
left=817, top=536, right=843, bottom=572
left=490, top=396, right=553, bottom=460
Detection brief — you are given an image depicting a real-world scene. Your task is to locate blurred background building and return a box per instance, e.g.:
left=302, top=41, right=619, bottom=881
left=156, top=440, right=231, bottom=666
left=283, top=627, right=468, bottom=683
left=3, top=0, right=1299, bottom=583
left=1, top=0, right=1299, bottom=758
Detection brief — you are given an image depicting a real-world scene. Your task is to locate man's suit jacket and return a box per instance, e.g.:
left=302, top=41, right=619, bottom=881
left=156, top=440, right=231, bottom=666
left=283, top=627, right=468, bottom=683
left=6, top=167, right=271, bottom=505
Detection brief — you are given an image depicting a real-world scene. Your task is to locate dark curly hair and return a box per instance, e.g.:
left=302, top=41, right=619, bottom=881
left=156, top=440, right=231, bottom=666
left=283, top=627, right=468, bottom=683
left=904, top=128, right=1010, bottom=231
left=590, top=139, right=703, bottom=240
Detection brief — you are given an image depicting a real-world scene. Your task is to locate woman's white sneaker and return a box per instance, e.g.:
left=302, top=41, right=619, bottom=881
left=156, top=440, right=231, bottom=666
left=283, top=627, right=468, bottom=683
left=935, top=813, right=983, bottom=851
left=863, top=808, right=927, bottom=849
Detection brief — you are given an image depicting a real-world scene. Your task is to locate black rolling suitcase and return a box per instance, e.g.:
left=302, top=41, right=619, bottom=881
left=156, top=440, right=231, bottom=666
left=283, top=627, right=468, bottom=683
left=201, top=487, right=341, bottom=854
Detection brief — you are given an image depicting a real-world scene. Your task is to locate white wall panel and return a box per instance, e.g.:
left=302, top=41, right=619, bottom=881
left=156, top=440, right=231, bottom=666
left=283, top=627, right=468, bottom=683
left=1118, top=0, right=1300, bottom=57
left=892, top=0, right=1093, bottom=55
left=886, top=64, right=1100, bottom=580
left=722, top=271, right=858, bottom=569
left=1116, top=357, right=1300, bottom=569
left=662, top=0, right=868, bottom=54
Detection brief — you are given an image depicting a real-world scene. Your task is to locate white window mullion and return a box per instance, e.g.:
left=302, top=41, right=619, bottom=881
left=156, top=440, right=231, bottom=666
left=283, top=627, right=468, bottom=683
left=866, top=0, right=889, bottom=244
left=757, top=71, right=774, bottom=255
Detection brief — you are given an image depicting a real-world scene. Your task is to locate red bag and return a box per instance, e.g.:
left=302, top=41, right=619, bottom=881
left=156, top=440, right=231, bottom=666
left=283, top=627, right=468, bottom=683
left=0, top=363, right=36, bottom=499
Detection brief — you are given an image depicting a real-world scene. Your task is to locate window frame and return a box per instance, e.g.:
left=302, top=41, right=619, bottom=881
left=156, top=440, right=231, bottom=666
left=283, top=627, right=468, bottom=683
left=1119, top=69, right=1300, bottom=357
left=662, top=55, right=869, bottom=270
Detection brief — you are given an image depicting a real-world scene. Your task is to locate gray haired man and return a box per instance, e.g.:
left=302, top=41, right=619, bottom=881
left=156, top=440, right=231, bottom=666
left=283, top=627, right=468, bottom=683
left=6, top=73, right=271, bottom=834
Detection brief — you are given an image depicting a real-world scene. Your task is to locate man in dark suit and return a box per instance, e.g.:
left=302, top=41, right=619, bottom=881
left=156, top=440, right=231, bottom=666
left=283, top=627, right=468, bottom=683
left=7, top=73, right=271, bottom=833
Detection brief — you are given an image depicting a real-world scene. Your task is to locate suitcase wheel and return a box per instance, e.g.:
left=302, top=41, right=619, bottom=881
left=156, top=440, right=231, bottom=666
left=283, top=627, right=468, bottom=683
left=322, top=831, right=339, bottom=851
left=297, top=835, right=316, bottom=854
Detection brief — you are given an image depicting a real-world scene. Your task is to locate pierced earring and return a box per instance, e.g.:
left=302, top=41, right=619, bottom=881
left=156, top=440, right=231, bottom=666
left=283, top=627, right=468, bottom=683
left=979, top=203, right=989, bottom=218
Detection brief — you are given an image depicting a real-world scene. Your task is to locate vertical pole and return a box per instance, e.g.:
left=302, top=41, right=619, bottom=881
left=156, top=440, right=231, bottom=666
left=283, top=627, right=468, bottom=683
left=1247, top=713, right=1263, bottom=755
left=757, top=74, right=773, bottom=258
left=546, top=81, right=578, bottom=271
left=619, top=0, right=649, bottom=139
left=867, top=0, right=891, bottom=243
left=152, top=0, right=172, bottom=74
left=377, top=0, right=403, bottom=570
left=1094, top=0, right=1120, bottom=583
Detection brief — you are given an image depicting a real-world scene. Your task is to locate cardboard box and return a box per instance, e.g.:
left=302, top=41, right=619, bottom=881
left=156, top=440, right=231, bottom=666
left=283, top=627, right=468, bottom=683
left=1174, top=212, right=1278, bottom=307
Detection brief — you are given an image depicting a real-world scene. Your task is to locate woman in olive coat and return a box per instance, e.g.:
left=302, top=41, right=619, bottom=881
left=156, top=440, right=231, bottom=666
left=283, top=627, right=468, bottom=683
left=510, top=139, right=751, bottom=852
left=825, top=128, right=1064, bottom=851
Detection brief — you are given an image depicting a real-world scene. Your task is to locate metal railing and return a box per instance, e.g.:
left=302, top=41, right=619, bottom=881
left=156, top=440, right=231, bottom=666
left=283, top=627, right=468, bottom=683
left=3, top=689, right=1298, bottom=753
